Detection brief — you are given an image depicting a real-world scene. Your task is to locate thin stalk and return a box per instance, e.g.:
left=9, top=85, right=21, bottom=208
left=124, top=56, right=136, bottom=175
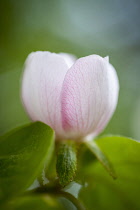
left=58, top=190, right=85, bottom=210
left=25, top=186, right=85, bottom=210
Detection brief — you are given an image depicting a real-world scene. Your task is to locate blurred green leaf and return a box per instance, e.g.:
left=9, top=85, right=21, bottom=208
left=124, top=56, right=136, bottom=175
left=15, top=196, right=64, bottom=210
left=79, top=136, right=140, bottom=210
left=45, top=149, right=57, bottom=181
left=2, top=196, right=64, bottom=210
left=85, top=140, right=117, bottom=179
left=0, top=122, right=54, bottom=203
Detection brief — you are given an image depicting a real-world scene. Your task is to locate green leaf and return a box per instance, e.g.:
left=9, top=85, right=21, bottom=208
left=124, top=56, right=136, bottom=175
left=14, top=197, right=63, bottom=210
left=56, top=140, right=77, bottom=187
left=85, top=140, right=117, bottom=179
left=0, top=122, right=54, bottom=203
left=2, top=196, right=64, bottom=210
left=45, top=149, right=57, bottom=182
left=79, top=136, right=140, bottom=210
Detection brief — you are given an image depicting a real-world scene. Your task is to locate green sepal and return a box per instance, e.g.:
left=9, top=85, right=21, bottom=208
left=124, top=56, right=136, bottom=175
left=85, top=140, right=117, bottom=179
left=56, top=140, right=77, bottom=187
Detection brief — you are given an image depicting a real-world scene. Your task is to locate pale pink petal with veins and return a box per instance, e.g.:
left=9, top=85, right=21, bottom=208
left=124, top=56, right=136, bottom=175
left=22, top=51, right=69, bottom=137
left=61, top=55, right=119, bottom=139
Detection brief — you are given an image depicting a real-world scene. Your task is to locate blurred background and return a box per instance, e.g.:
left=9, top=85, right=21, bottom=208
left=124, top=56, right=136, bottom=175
left=0, top=0, right=140, bottom=140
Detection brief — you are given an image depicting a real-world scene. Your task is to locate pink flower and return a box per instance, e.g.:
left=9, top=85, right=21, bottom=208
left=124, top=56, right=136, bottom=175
left=21, top=51, right=119, bottom=141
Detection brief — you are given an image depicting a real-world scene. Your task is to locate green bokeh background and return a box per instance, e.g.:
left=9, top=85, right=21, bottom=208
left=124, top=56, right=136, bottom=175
left=0, top=0, right=140, bottom=139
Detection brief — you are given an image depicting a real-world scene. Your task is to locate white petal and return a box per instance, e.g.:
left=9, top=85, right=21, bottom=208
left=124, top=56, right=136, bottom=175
left=61, top=55, right=119, bottom=139
left=21, top=51, right=69, bottom=137
left=59, top=52, right=77, bottom=68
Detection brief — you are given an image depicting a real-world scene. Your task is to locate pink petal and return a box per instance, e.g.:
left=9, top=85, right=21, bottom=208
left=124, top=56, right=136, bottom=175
left=61, top=55, right=119, bottom=139
left=21, top=51, right=69, bottom=137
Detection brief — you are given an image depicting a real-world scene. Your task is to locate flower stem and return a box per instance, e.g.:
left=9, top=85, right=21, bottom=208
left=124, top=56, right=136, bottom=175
left=58, top=190, right=85, bottom=210
left=26, top=185, right=85, bottom=210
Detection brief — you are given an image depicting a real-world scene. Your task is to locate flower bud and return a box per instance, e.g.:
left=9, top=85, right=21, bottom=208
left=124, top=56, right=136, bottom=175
left=21, top=51, right=119, bottom=141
